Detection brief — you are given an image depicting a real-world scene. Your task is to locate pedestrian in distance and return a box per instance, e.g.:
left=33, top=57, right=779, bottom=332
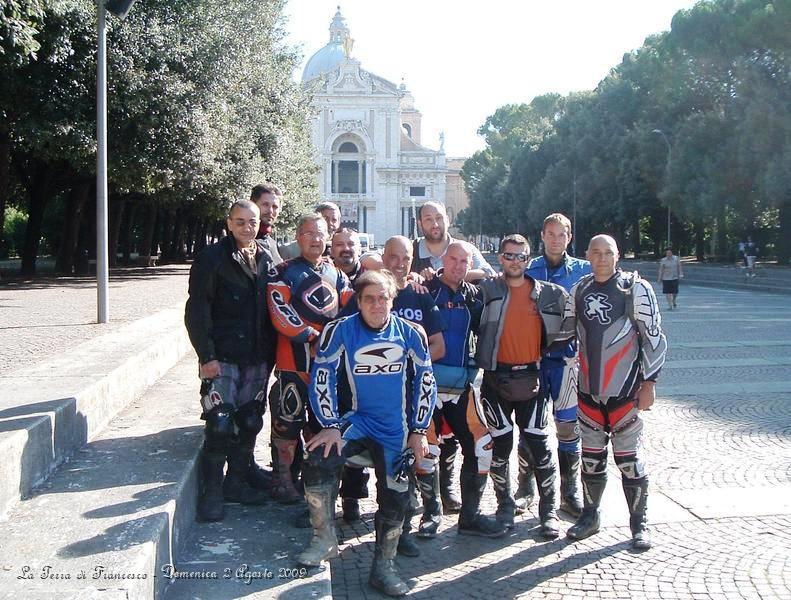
left=657, top=247, right=683, bottom=309
left=744, top=236, right=758, bottom=277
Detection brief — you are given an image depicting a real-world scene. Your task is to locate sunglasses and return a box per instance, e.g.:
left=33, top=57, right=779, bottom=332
left=501, top=252, right=528, bottom=262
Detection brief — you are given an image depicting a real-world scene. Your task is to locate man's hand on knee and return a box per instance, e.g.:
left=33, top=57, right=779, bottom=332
left=306, top=427, right=343, bottom=457
left=408, top=432, right=428, bottom=462
left=200, top=360, right=221, bottom=379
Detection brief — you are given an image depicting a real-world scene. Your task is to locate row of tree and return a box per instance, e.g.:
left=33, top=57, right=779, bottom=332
left=1, top=0, right=318, bottom=275
left=457, top=0, right=790, bottom=263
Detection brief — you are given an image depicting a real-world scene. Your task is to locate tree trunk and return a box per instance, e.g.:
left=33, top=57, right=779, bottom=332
left=778, top=198, right=791, bottom=265
left=715, top=207, right=728, bottom=258
left=56, top=181, right=90, bottom=274
left=194, top=218, right=209, bottom=254
left=20, top=165, right=57, bottom=276
left=694, top=220, right=705, bottom=262
left=159, top=209, right=174, bottom=263
left=107, top=195, right=126, bottom=268
left=169, top=216, right=185, bottom=261
left=0, top=130, right=10, bottom=250
left=74, top=181, right=96, bottom=275
left=139, top=203, right=158, bottom=260
left=631, top=219, right=641, bottom=257
left=120, top=201, right=138, bottom=265
left=184, top=216, right=197, bottom=257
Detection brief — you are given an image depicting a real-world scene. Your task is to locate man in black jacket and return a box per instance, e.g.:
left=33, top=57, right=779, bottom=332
left=185, top=200, right=278, bottom=522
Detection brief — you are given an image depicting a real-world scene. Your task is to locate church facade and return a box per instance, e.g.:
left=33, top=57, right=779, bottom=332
left=302, top=9, right=466, bottom=245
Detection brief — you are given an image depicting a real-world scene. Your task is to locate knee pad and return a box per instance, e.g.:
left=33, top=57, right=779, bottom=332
left=555, top=420, right=580, bottom=445
left=521, top=433, right=552, bottom=470
left=204, top=403, right=235, bottom=444
left=416, top=442, right=439, bottom=475
left=235, top=400, right=264, bottom=435
left=340, top=466, right=370, bottom=499
left=614, top=452, right=646, bottom=480
left=491, top=433, right=513, bottom=461
left=378, top=490, right=409, bottom=521
left=278, top=378, right=304, bottom=423
left=581, top=448, right=608, bottom=476
left=473, top=434, right=494, bottom=473
left=303, top=447, right=345, bottom=487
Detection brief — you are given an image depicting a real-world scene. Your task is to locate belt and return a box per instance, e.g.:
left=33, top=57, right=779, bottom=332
left=495, top=362, right=539, bottom=373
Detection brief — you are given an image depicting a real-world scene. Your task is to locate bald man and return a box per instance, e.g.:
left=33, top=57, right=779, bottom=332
left=553, top=234, right=667, bottom=550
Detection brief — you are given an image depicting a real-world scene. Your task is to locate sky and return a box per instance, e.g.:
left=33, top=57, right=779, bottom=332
left=282, top=1, right=700, bottom=158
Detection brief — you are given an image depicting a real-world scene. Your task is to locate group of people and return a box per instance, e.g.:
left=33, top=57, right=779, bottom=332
left=185, top=189, right=667, bottom=597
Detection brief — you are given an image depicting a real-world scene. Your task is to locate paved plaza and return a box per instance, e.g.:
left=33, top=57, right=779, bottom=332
left=0, top=265, right=189, bottom=375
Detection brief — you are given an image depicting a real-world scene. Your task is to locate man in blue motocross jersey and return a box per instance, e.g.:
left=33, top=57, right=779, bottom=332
left=523, top=213, right=592, bottom=517
left=423, top=241, right=506, bottom=539
left=297, top=270, right=436, bottom=597
left=336, top=235, right=446, bottom=558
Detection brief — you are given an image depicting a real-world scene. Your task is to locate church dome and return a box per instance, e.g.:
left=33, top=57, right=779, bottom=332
left=302, top=7, right=351, bottom=82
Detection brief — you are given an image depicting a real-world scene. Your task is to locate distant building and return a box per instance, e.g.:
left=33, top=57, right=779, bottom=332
left=302, top=8, right=469, bottom=244
left=444, top=157, right=471, bottom=238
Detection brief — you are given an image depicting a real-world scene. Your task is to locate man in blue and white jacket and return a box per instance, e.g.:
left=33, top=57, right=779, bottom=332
left=297, top=270, right=436, bottom=597
left=522, top=213, right=591, bottom=517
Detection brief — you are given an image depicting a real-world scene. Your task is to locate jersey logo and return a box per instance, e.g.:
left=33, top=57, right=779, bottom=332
left=353, top=342, right=404, bottom=375
left=313, top=368, right=334, bottom=419
left=584, top=293, right=613, bottom=325
left=395, top=307, right=423, bottom=323
left=271, top=289, right=303, bottom=327
left=415, top=371, right=435, bottom=424
left=302, top=281, right=338, bottom=316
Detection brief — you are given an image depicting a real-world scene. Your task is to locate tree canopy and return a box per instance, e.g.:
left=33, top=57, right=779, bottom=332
left=460, top=0, right=791, bottom=263
left=1, top=0, right=317, bottom=274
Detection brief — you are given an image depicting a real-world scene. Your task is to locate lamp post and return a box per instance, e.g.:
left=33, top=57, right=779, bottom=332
left=652, top=129, right=672, bottom=248
left=97, top=0, right=109, bottom=323
left=96, top=0, right=137, bottom=323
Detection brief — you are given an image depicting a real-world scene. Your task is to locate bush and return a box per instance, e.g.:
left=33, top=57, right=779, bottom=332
left=2, top=207, right=28, bottom=259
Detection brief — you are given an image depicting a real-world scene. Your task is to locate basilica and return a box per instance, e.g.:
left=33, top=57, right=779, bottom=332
left=301, top=8, right=468, bottom=244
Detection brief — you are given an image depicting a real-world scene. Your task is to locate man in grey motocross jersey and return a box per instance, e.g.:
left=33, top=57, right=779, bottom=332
left=552, top=234, right=667, bottom=550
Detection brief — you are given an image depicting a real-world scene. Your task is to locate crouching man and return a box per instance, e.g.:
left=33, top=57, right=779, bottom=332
left=296, top=270, right=437, bottom=597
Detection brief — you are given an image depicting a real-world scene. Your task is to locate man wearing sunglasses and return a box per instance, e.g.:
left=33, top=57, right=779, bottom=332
left=476, top=234, right=569, bottom=536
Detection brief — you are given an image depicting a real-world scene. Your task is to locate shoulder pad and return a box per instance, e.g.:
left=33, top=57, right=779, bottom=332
left=616, top=270, right=638, bottom=294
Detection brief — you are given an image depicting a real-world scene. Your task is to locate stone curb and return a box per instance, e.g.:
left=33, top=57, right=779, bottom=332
left=0, top=356, right=202, bottom=600
left=0, top=303, right=190, bottom=518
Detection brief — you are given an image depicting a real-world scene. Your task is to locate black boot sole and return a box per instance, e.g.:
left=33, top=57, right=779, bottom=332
left=458, top=527, right=508, bottom=538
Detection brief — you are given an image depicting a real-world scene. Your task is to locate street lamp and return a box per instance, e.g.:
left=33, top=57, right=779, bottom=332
left=652, top=129, right=672, bottom=248
left=96, top=0, right=137, bottom=323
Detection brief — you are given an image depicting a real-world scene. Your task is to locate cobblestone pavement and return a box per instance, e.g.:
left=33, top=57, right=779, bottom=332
left=329, top=284, right=791, bottom=599
left=0, top=265, right=189, bottom=375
